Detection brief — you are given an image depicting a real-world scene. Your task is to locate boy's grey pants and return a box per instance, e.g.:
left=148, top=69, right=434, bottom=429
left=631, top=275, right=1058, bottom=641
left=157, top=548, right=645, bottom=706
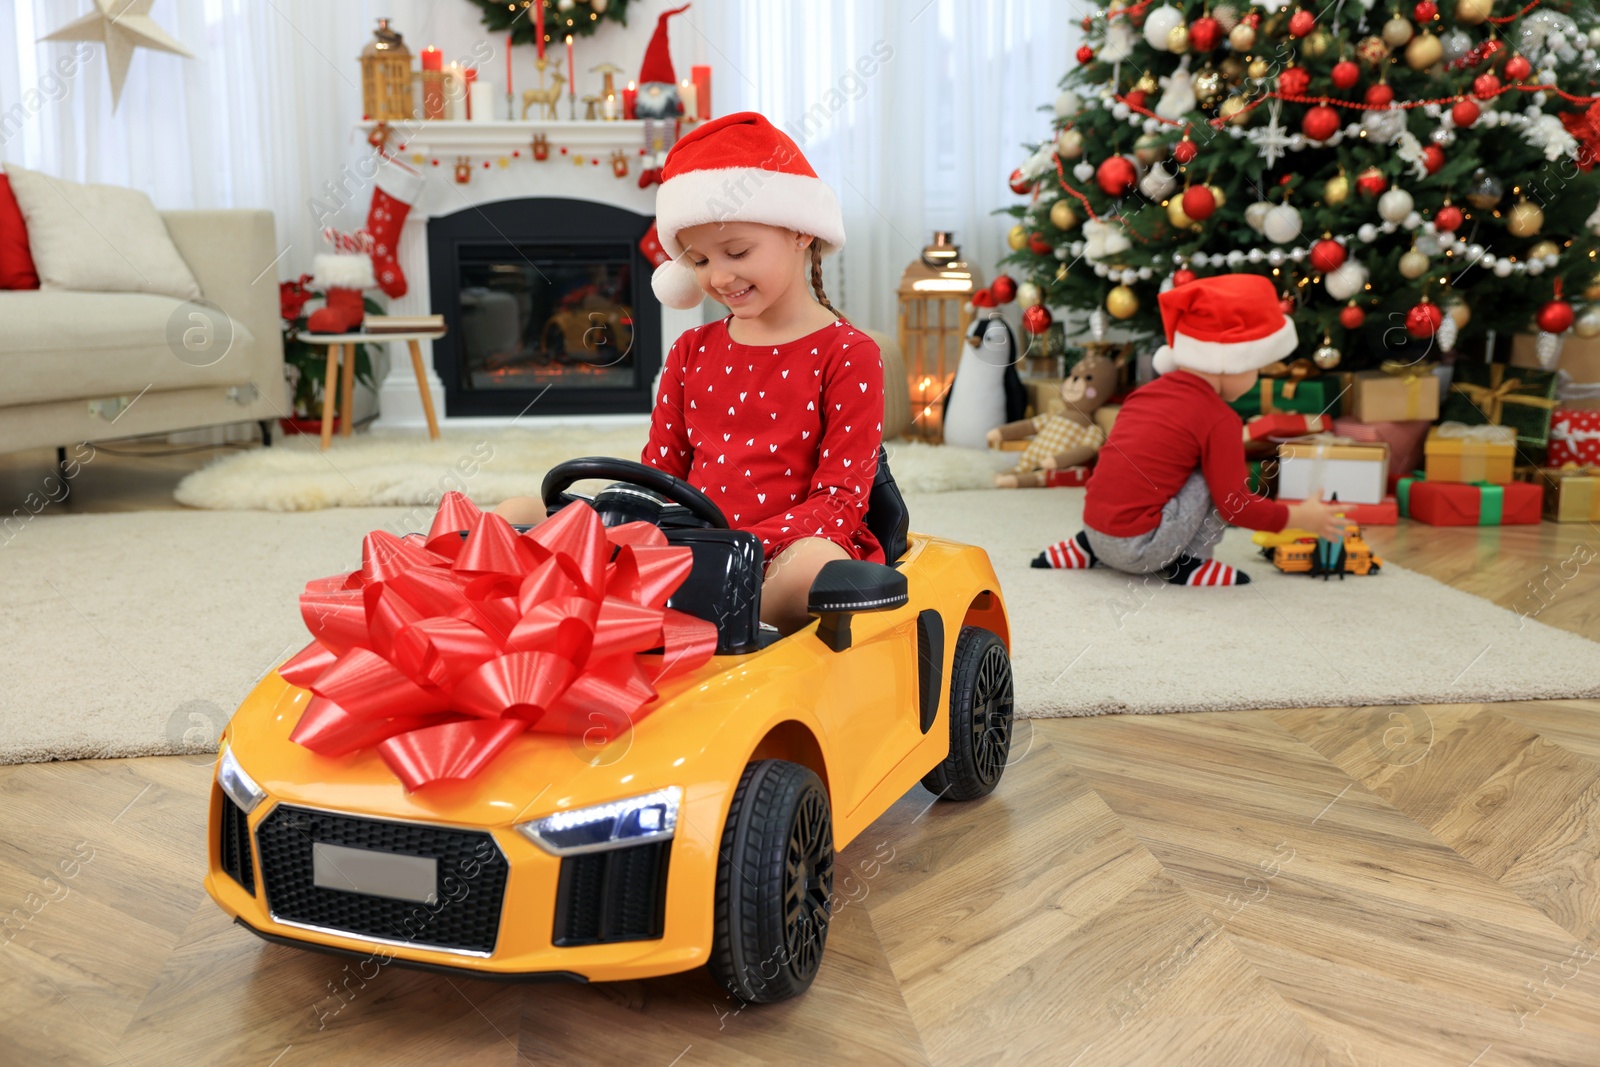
left=1083, top=472, right=1224, bottom=574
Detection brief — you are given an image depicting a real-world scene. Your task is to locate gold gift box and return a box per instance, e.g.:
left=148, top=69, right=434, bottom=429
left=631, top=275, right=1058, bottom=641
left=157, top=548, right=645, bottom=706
left=1424, top=424, right=1517, bottom=484
left=1523, top=466, right=1600, bottom=522
left=1351, top=367, right=1441, bottom=423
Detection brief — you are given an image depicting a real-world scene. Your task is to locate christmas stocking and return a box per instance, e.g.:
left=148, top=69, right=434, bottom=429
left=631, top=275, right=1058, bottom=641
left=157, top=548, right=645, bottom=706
left=307, top=252, right=375, bottom=334
left=365, top=161, right=424, bottom=299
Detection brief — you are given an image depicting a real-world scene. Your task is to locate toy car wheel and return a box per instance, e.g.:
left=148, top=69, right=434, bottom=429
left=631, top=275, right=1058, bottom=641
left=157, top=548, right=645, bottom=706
left=711, top=760, right=834, bottom=1003
left=921, top=626, right=1013, bottom=802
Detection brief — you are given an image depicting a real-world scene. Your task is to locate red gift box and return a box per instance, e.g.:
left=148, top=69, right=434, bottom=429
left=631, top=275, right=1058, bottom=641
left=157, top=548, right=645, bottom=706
left=1332, top=416, right=1431, bottom=491
left=1044, top=466, right=1092, bottom=487
left=1405, top=480, right=1542, bottom=526
left=1548, top=408, right=1600, bottom=467
left=1278, top=496, right=1399, bottom=525
left=1244, top=413, right=1331, bottom=442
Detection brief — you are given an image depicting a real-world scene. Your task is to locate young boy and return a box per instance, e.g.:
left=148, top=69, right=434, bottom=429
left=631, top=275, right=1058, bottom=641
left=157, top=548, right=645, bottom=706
left=1035, top=273, right=1344, bottom=586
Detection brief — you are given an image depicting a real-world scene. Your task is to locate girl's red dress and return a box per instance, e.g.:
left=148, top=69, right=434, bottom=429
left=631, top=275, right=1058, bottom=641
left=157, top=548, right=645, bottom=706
left=644, top=315, right=885, bottom=564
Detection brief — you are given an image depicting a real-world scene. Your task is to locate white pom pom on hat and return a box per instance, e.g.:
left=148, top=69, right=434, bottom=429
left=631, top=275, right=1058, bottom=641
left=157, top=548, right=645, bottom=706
left=1151, top=273, right=1298, bottom=375
left=649, top=111, right=845, bottom=310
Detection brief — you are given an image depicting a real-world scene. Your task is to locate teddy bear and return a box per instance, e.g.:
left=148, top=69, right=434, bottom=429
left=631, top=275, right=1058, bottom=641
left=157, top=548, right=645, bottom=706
left=990, top=350, right=1120, bottom=488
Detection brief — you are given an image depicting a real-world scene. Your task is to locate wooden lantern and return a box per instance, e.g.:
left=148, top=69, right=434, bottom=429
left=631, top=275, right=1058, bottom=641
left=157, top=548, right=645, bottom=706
left=360, top=18, right=414, bottom=121
left=898, top=232, right=983, bottom=443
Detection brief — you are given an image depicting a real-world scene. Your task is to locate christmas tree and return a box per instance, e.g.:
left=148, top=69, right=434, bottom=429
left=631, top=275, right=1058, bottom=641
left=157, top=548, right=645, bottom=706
left=1004, top=0, right=1600, bottom=371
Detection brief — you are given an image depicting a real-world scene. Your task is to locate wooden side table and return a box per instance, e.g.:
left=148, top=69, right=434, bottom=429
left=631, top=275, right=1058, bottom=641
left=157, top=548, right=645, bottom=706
left=300, top=330, right=445, bottom=449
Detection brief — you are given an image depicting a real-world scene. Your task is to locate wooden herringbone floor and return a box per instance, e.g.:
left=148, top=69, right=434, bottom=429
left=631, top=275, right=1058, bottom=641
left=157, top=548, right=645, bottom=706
left=1, top=444, right=1598, bottom=1066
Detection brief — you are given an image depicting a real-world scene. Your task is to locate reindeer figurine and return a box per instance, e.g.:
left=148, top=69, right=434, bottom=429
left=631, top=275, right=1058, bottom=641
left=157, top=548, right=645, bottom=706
left=521, top=59, right=567, bottom=120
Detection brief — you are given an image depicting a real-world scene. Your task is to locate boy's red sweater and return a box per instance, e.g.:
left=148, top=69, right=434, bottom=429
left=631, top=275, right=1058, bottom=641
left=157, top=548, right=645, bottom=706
left=1083, top=370, right=1289, bottom=537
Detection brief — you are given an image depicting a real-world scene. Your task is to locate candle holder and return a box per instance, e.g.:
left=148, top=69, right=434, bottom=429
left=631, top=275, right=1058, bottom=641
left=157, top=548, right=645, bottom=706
left=419, top=69, right=446, bottom=120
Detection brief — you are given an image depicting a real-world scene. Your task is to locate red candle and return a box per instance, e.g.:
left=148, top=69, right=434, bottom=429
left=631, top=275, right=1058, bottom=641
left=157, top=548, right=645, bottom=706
left=506, top=33, right=513, bottom=95
left=535, top=1, right=545, bottom=59
left=623, top=80, right=636, bottom=119
left=421, top=46, right=442, bottom=72
left=566, top=35, right=575, bottom=99
left=691, top=65, right=711, bottom=120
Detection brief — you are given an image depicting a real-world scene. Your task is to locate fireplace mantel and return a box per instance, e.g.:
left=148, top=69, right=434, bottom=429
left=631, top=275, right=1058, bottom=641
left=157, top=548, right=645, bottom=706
left=360, top=120, right=700, bottom=429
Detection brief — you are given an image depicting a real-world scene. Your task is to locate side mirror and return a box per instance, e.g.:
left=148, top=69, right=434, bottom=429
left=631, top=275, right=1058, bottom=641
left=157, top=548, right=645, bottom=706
left=807, top=560, right=908, bottom=652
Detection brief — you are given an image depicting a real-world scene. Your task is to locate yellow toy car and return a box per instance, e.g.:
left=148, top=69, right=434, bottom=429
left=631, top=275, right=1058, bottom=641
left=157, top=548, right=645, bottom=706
left=205, top=453, right=1012, bottom=1003
left=1253, top=519, right=1383, bottom=578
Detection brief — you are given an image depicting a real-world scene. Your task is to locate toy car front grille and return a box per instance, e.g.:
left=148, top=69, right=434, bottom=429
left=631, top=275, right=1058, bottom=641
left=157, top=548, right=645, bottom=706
left=218, top=792, right=256, bottom=896
left=256, top=805, right=508, bottom=955
left=552, top=841, right=671, bottom=946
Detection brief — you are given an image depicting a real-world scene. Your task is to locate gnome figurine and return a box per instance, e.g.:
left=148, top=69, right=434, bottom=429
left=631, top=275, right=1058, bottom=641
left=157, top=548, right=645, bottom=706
left=635, top=3, right=691, bottom=186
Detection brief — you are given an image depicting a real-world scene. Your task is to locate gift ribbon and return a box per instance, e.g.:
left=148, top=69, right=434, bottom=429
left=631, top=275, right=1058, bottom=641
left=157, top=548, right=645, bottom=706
left=1396, top=470, right=1422, bottom=518
left=1259, top=358, right=1317, bottom=400
left=1449, top=365, right=1558, bottom=434
left=1557, top=370, right=1600, bottom=403
left=281, top=492, right=718, bottom=791
left=1378, top=359, right=1438, bottom=420
left=1397, top=471, right=1504, bottom=524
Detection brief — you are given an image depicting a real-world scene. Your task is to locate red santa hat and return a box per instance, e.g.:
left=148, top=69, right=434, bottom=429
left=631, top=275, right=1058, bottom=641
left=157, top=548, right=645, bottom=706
left=650, top=111, right=845, bottom=309
left=1152, top=273, right=1299, bottom=375
left=638, top=4, right=690, bottom=86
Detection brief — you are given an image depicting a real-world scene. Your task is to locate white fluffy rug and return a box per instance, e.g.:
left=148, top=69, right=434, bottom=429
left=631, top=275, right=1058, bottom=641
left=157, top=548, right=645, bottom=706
left=5, top=490, right=1599, bottom=764
left=173, top=428, right=1016, bottom=510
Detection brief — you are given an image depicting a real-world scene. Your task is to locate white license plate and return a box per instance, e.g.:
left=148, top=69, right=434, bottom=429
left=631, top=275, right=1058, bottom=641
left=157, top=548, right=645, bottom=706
left=312, top=842, right=438, bottom=905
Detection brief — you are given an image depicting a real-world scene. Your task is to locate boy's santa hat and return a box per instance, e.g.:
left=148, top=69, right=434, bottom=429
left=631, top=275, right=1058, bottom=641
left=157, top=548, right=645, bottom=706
left=1152, top=273, right=1299, bottom=375
left=650, top=111, right=845, bottom=309
left=638, top=3, right=689, bottom=85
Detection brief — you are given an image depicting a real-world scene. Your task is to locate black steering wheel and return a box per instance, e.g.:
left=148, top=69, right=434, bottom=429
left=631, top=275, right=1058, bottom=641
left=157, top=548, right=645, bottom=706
left=541, top=457, right=729, bottom=530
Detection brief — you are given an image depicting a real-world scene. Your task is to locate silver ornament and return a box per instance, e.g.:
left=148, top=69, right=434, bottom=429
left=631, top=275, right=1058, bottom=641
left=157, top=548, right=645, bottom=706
left=1313, top=345, right=1342, bottom=369
left=1441, top=28, right=1473, bottom=62
left=1576, top=307, right=1600, bottom=338
left=1090, top=307, right=1108, bottom=341
left=1431, top=126, right=1455, bottom=146
left=1362, top=108, right=1407, bottom=145
left=1436, top=315, right=1458, bottom=354
left=1536, top=331, right=1564, bottom=370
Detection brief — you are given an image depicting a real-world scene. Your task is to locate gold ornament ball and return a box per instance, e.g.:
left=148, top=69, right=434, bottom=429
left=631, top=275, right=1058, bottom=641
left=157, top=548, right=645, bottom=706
left=1528, top=239, right=1560, bottom=261
left=1055, top=263, right=1070, bottom=282
left=1304, top=30, right=1333, bottom=58
left=1399, top=250, right=1430, bottom=279
left=1134, top=132, right=1167, bottom=165
left=1229, top=24, right=1256, bottom=50
left=1575, top=307, right=1600, bottom=338
left=1050, top=199, right=1081, bottom=230
left=1323, top=173, right=1351, bottom=206
left=1167, top=197, right=1195, bottom=229
left=1312, top=345, right=1342, bottom=370
left=1356, top=35, right=1391, bottom=65
left=1134, top=72, right=1158, bottom=95
left=1107, top=285, right=1140, bottom=319
left=1585, top=276, right=1600, bottom=301
left=1057, top=127, right=1085, bottom=159
left=1208, top=184, right=1227, bottom=209
left=1167, top=25, right=1190, bottom=54
left=1444, top=299, right=1470, bottom=329
left=1406, top=31, right=1443, bottom=70
left=1219, top=56, right=1247, bottom=83
left=1455, top=0, right=1493, bottom=25
left=1008, top=224, right=1028, bottom=251
left=1194, top=68, right=1225, bottom=108
left=1017, top=281, right=1043, bottom=307
left=1219, top=95, right=1250, bottom=125
left=1246, top=57, right=1270, bottom=80
left=1507, top=199, right=1544, bottom=237
left=1382, top=16, right=1414, bottom=48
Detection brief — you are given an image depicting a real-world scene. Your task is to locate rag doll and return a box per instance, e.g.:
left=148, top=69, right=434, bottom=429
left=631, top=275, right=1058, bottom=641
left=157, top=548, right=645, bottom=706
left=990, top=350, right=1119, bottom=488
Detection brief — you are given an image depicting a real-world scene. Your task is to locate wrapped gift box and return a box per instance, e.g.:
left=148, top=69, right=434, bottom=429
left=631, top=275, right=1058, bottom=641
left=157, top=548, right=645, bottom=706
left=1548, top=408, right=1600, bottom=467
left=1332, top=417, right=1431, bottom=486
left=1228, top=378, right=1329, bottom=420
left=1523, top=466, right=1600, bottom=522
left=1424, top=423, right=1517, bottom=484
left=1278, top=495, right=1399, bottom=525
left=1441, top=361, right=1559, bottom=449
left=1397, top=474, right=1542, bottom=526
left=1351, top=366, right=1441, bottom=423
left=1245, top=413, right=1330, bottom=442
left=1276, top=436, right=1389, bottom=504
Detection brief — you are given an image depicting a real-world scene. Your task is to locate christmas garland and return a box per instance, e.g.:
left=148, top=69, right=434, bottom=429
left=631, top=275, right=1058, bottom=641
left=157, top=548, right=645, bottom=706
left=466, top=0, right=634, bottom=43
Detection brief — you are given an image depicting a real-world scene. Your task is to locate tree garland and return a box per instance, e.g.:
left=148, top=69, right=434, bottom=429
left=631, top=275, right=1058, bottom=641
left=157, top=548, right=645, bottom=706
left=465, top=0, right=634, bottom=44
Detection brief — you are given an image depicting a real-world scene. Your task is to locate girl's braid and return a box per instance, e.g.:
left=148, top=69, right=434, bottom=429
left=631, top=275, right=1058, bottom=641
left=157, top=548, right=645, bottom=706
left=809, top=241, right=837, bottom=316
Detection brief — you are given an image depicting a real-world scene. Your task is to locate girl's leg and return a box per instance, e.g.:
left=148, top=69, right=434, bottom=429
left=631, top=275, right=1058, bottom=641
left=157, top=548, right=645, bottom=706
left=761, top=537, right=851, bottom=635
left=492, top=496, right=547, bottom=525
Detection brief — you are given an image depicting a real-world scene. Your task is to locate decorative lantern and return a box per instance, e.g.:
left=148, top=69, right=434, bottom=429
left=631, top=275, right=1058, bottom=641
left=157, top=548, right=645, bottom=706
left=898, top=232, right=984, bottom=443
left=360, top=18, right=414, bottom=121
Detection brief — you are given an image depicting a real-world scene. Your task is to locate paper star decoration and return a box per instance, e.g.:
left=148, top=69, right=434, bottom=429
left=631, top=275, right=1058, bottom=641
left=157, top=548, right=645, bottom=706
left=1251, top=99, right=1293, bottom=169
left=40, top=0, right=193, bottom=111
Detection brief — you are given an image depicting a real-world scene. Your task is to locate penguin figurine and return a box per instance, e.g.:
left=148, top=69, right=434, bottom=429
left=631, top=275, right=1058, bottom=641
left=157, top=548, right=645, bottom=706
left=942, top=311, right=1027, bottom=449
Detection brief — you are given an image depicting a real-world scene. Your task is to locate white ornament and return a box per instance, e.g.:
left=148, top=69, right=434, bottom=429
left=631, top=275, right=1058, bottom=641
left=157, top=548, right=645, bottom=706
left=1090, top=308, right=1109, bottom=341
left=1155, top=57, right=1197, bottom=122
left=1494, top=258, right=1514, bottom=277
left=1378, top=188, right=1414, bottom=223
left=1073, top=161, right=1096, bottom=183
left=1358, top=223, right=1379, bottom=243
left=1102, top=18, right=1138, bottom=61
left=1139, top=163, right=1178, bottom=200
left=1247, top=247, right=1265, bottom=263
left=1143, top=6, right=1183, bottom=50
left=1362, top=107, right=1407, bottom=145
left=1245, top=201, right=1273, bottom=233
left=1536, top=331, right=1564, bottom=369
left=1437, top=315, right=1458, bottom=354
left=1325, top=260, right=1368, bottom=300
left=37, top=0, right=195, bottom=110
left=1267, top=248, right=1285, bottom=267
left=1263, top=203, right=1303, bottom=244
left=1082, top=219, right=1132, bottom=262
left=1226, top=250, right=1245, bottom=267
left=1055, top=91, right=1081, bottom=118
left=1528, top=260, right=1546, bottom=276
left=1403, top=211, right=1423, bottom=232
left=1253, top=99, right=1292, bottom=168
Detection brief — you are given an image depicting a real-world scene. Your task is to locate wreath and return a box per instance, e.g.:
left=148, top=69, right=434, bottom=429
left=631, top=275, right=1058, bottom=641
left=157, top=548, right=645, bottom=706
left=466, top=0, right=634, bottom=44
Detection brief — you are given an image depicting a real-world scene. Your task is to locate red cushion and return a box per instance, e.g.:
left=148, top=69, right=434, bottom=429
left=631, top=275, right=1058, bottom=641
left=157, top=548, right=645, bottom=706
left=0, top=173, right=41, bottom=290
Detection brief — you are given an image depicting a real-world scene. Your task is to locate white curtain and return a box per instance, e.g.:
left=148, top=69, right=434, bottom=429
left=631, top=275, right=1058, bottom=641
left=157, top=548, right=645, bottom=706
left=688, top=0, right=1083, bottom=335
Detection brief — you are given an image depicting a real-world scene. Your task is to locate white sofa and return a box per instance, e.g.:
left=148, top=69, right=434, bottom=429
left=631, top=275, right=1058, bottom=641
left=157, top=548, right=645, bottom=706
left=0, top=209, right=284, bottom=455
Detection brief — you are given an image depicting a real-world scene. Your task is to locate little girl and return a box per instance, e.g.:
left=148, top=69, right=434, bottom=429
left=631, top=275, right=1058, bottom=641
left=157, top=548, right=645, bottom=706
left=495, top=112, right=884, bottom=635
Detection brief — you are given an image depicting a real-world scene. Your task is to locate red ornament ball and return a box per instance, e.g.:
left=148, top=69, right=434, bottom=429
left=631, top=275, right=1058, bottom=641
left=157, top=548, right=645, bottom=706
left=1173, top=138, right=1198, bottom=164
left=1181, top=185, right=1218, bottom=222
left=971, top=288, right=997, bottom=309
left=1190, top=16, right=1223, bottom=51
left=1423, top=144, right=1447, bottom=174
left=1473, top=73, right=1501, bottom=99
left=1406, top=301, right=1444, bottom=339
left=1279, top=66, right=1311, bottom=97
left=1356, top=166, right=1388, bottom=198
left=1365, top=83, right=1395, bottom=107
left=1077, top=44, right=1095, bottom=64
left=1434, top=204, right=1464, bottom=232
left=1125, top=89, right=1149, bottom=110
left=1537, top=299, right=1575, bottom=333
left=1413, top=0, right=1437, bottom=20
left=990, top=275, right=1017, bottom=303
left=1028, top=232, right=1053, bottom=255
left=1309, top=238, right=1347, bottom=273
left=1009, top=168, right=1035, bottom=195
left=1096, top=156, right=1138, bottom=197
left=1504, top=55, right=1532, bottom=81
left=1289, top=10, right=1315, bottom=37
left=1331, top=60, right=1361, bottom=90
left=1173, top=269, right=1197, bottom=287
left=1022, top=304, right=1053, bottom=335
left=1339, top=304, right=1367, bottom=330
left=1452, top=98, right=1480, bottom=127
left=1302, top=105, right=1340, bottom=142
left=1279, top=295, right=1297, bottom=316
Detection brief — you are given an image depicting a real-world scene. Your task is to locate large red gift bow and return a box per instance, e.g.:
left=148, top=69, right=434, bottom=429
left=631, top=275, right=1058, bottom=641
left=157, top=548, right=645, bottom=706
left=280, top=492, right=718, bottom=790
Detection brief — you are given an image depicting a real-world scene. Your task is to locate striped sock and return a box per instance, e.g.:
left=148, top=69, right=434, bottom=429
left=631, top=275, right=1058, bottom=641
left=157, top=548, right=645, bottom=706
left=1033, top=530, right=1098, bottom=570
left=1163, top=555, right=1251, bottom=587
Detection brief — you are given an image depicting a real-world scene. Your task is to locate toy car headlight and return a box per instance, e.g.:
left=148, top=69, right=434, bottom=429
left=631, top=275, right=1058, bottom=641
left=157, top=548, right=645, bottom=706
left=516, top=786, right=681, bottom=856
left=217, top=744, right=267, bottom=815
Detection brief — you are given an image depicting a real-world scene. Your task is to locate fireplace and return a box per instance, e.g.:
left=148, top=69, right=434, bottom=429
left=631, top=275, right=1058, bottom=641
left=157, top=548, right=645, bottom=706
left=427, top=198, right=662, bottom=417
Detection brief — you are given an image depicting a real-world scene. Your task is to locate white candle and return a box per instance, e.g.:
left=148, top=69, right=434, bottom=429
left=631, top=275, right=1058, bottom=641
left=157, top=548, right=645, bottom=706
left=602, top=92, right=618, bottom=120
left=446, top=62, right=464, bottom=120
left=679, top=79, right=697, bottom=118
left=469, top=80, right=494, bottom=123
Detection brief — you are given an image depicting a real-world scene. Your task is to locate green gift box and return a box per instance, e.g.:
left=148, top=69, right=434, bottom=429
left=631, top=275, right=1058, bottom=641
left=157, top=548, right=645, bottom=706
left=1228, top=378, right=1329, bottom=420
left=1439, top=362, right=1559, bottom=449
